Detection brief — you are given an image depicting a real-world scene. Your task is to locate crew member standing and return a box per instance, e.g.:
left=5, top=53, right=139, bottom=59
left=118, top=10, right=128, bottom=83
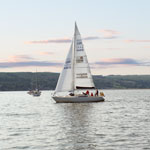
left=86, top=90, right=89, bottom=95
left=95, top=89, right=98, bottom=96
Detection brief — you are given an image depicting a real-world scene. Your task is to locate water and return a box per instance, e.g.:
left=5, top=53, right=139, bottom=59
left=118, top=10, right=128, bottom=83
left=0, top=90, right=150, bottom=150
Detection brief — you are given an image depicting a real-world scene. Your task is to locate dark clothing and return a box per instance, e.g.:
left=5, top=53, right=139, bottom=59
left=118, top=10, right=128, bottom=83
left=69, top=93, right=74, bottom=96
left=95, top=89, right=98, bottom=96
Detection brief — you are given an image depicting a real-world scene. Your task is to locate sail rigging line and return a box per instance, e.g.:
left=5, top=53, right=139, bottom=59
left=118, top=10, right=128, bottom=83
left=73, top=22, right=79, bottom=93
left=72, top=27, right=76, bottom=93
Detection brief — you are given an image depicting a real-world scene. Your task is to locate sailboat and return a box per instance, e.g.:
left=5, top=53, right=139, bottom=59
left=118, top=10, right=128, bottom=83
left=52, top=23, right=105, bottom=103
left=28, top=71, right=41, bottom=97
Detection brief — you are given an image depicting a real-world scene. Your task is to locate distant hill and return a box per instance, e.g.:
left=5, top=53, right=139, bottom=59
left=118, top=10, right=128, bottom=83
left=0, top=72, right=59, bottom=91
left=0, top=72, right=150, bottom=91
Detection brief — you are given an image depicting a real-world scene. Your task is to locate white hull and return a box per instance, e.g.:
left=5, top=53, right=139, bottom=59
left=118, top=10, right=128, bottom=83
left=28, top=90, right=41, bottom=97
left=32, top=93, right=41, bottom=97
left=52, top=96, right=104, bottom=103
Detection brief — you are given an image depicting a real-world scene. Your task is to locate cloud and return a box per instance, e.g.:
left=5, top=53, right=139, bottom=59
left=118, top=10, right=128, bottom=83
left=0, top=54, right=63, bottom=68
left=25, top=38, right=71, bottom=44
left=99, top=29, right=119, bottom=39
left=8, top=55, right=34, bottom=62
left=95, top=58, right=139, bottom=66
left=144, top=46, right=150, bottom=48
left=26, top=36, right=100, bottom=44
left=25, top=32, right=119, bottom=44
left=0, top=61, right=63, bottom=68
left=83, top=36, right=100, bottom=40
left=39, top=52, right=54, bottom=55
left=1, top=57, right=150, bottom=69
left=125, top=40, right=150, bottom=43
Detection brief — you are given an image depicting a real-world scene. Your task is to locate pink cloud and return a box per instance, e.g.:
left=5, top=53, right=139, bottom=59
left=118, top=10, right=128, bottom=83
left=1, top=57, right=150, bottom=69
left=144, top=46, right=150, bottom=48
left=0, top=60, right=63, bottom=68
left=25, top=36, right=100, bottom=44
left=25, top=38, right=71, bottom=44
left=25, top=34, right=118, bottom=44
left=8, top=55, right=34, bottom=62
left=125, top=40, right=150, bottom=43
left=99, top=29, right=120, bottom=38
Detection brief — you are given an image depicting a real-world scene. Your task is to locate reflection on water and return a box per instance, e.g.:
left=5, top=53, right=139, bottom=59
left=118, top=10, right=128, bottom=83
left=56, top=103, right=97, bottom=150
left=0, top=90, right=150, bottom=150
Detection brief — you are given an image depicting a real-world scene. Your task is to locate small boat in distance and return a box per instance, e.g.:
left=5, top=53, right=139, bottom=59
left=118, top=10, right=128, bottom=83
left=32, top=89, right=41, bottom=97
left=52, top=23, right=105, bottom=103
left=28, top=71, right=41, bottom=97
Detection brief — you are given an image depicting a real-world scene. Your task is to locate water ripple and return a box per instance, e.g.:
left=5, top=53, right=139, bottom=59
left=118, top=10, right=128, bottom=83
left=0, top=90, right=150, bottom=150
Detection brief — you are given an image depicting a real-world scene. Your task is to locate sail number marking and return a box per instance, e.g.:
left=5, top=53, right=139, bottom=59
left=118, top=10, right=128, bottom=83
left=64, top=59, right=71, bottom=69
left=76, top=73, right=88, bottom=78
left=76, top=56, right=83, bottom=63
left=77, top=40, right=83, bottom=51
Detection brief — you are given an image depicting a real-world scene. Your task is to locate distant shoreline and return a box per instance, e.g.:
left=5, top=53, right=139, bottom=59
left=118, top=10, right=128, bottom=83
left=0, top=72, right=150, bottom=91
left=0, top=89, right=150, bottom=92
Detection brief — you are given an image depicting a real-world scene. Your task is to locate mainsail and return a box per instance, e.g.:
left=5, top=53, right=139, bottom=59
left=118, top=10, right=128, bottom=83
left=74, top=23, right=95, bottom=89
left=55, top=23, right=95, bottom=93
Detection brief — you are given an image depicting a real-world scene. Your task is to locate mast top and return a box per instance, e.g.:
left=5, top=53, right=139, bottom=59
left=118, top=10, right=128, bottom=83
left=74, top=22, right=80, bottom=36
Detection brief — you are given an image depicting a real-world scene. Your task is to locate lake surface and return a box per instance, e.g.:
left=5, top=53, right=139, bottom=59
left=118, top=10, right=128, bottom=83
left=0, top=89, right=150, bottom=150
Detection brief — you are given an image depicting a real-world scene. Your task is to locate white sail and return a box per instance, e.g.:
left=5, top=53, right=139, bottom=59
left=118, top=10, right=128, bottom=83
left=74, top=23, right=95, bottom=89
left=55, top=23, right=95, bottom=93
left=55, top=42, right=74, bottom=92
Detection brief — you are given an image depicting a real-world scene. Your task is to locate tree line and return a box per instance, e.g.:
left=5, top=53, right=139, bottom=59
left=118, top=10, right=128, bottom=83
left=0, top=72, right=150, bottom=91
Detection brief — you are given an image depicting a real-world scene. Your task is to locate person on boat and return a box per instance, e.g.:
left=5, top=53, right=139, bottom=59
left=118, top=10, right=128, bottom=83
left=69, top=93, right=74, bottom=96
left=91, top=92, right=93, bottom=96
left=82, top=92, right=86, bottom=95
left=95, top=89, right=98, bottom=96
left=86, top=90, right=89, bottom=95
left=100, top=92, right=105, bottom=97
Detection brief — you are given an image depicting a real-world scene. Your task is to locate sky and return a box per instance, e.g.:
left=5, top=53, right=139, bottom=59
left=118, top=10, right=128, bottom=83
left=0, top=0, right=150, bottom=75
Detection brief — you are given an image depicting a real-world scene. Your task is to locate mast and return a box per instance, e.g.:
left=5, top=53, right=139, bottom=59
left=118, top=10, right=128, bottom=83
left=72, top=22, right=76, bottom=93
left=35, top=69, right=38, bottom=90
